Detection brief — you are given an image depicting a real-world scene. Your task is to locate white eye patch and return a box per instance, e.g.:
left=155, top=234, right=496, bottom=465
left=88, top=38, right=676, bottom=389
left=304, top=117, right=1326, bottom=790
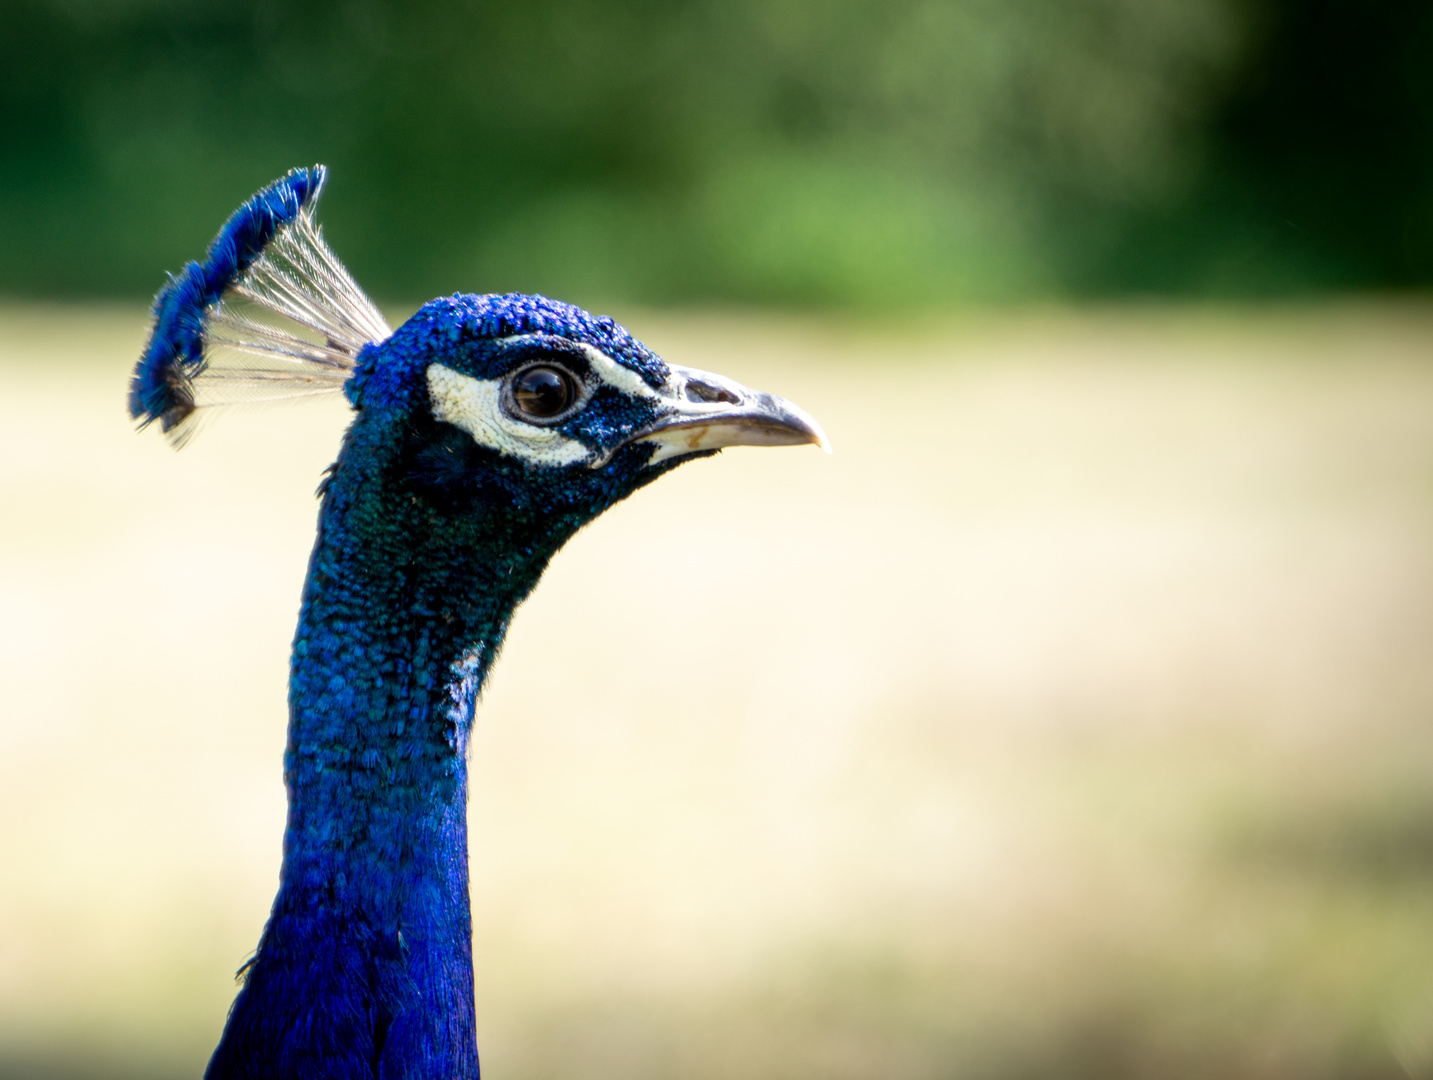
left=427, top=363, right=592, bottom=467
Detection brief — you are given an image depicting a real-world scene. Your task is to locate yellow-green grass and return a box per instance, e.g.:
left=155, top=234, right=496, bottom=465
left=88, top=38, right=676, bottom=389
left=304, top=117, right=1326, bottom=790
left=2, top=302, right=1433, bottom=1079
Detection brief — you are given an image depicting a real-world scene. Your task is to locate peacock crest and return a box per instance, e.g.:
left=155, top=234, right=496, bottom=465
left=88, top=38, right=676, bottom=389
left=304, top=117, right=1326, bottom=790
left=130, top=166, right=389, bottom=444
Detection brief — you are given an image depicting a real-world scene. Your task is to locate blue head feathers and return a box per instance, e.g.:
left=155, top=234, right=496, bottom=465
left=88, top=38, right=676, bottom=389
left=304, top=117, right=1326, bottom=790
left=129, top=168, right=827, bottom=1080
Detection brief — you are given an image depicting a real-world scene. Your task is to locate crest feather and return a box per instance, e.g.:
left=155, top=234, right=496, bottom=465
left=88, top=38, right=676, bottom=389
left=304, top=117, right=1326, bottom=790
left=129, top=166, right=391, bottom=444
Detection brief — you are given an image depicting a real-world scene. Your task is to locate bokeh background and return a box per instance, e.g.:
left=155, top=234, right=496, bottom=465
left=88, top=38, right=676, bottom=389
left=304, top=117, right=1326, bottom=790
left=4, top=0, right=1433, bottom=305
left=3, top=2, right=1433, bottom=1079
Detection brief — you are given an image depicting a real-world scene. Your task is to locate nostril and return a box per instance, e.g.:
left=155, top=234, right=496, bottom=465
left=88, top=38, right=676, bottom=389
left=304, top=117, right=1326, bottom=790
left=684, top=378, right=742, bottom=406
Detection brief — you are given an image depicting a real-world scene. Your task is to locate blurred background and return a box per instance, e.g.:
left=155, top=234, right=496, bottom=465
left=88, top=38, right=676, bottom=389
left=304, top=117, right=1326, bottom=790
left=3, top=2, right=1433, bottom=1079
left=3, top=0, right=1433, bottom=305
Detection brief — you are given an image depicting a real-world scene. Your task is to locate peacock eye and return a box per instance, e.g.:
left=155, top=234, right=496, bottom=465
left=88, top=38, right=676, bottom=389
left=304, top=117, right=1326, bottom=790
left=510, top=365, right=577, bottom=420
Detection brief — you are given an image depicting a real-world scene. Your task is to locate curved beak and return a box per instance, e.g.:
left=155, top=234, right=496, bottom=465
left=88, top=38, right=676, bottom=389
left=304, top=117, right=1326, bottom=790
left=627, top=364, right=832, bottom=466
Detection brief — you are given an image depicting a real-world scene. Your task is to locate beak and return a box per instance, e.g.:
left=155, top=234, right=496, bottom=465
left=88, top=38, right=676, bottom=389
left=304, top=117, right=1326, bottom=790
left=627, top=364, right=832, bottom=466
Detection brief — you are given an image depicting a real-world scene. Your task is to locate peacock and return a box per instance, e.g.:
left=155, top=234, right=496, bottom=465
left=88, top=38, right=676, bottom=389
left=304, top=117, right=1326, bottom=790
left=128, top=166, right=827, bottom=1080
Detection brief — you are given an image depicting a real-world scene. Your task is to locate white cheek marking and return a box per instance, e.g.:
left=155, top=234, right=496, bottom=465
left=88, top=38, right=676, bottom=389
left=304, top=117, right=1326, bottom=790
left=427, top=363, right=591, bottom=467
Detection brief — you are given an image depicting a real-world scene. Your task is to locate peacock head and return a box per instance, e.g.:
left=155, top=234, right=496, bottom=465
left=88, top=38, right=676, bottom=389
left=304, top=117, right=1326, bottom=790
left=130, top=166, right=827, bottom=551
left=340, top=292, right=827, bottom=528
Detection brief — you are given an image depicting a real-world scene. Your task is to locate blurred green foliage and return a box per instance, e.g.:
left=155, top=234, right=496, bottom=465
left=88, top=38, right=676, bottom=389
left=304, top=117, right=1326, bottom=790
left=0, top=0, right=1429, bottom=305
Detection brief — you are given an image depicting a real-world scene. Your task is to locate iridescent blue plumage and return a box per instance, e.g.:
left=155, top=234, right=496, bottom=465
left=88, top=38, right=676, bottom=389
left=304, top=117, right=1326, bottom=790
left=131, top=169, right=828, bottom=1080
left=130, top=166, right=327, bottom=434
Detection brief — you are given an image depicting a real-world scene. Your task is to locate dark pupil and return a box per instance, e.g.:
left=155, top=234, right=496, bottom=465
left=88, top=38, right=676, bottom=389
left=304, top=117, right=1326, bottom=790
left=512, top=366, right=574, bottom=418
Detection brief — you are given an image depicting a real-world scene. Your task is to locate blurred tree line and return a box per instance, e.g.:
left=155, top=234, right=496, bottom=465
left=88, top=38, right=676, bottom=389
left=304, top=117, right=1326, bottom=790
left=0, top=0, right=1429, bottom=305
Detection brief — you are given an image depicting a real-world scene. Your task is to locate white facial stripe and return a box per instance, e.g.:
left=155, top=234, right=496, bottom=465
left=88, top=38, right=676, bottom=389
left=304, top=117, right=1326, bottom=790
left=427, top=363, right=592, bottom=467
left=575, top=342, right=662, bottom=400
left=492, top=334, right=663, bottom=401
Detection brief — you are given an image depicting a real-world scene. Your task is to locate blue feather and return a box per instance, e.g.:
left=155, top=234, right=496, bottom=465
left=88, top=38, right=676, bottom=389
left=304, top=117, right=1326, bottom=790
left=128, top=166, right=327, bottom=433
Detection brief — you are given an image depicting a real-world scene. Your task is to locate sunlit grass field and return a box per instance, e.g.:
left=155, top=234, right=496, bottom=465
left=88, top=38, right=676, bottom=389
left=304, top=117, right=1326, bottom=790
left=3, top=301, right=1433, bottom=1080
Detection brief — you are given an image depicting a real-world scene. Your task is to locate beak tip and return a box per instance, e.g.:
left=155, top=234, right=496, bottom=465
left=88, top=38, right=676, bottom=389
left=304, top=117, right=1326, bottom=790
left=796, top=411, right=832, bottom=455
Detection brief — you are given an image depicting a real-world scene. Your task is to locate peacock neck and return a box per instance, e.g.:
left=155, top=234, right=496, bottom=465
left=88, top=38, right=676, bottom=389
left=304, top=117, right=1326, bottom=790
left=281, top=522, right=498, bottom=927
left=206, top=432, right=563, bottom=1080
